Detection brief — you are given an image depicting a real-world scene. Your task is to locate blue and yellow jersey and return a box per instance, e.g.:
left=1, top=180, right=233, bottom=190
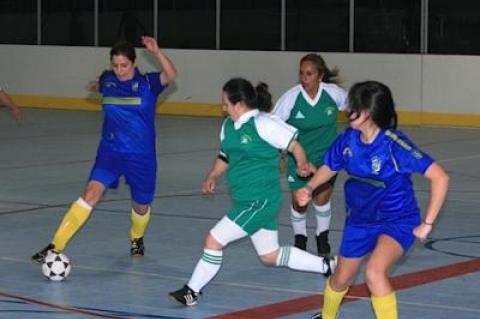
left=324, top=128, right=434, bottom=224
left=98, top=68, right=166, bottom=155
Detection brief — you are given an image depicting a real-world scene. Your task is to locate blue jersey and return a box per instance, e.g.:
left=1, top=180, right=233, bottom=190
left=324, top=128, right=434, bottom=225
left=98, top=69, right=166, bottom=155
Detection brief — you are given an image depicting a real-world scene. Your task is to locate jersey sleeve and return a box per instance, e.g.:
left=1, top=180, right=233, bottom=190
left=387, top=130, right=434, bottom=175
left=146, top=72, right=167, bottom=98
left=323, top=83, right=348, bottom=111
left=271, top=85, right=301, bottom=121
left=323, top=129, right=350, bottom=171
left=255, top=113, right=298, bottom=150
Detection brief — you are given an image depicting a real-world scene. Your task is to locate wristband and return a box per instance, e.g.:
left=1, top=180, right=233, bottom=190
left=423, top=220, right=433, bottom=226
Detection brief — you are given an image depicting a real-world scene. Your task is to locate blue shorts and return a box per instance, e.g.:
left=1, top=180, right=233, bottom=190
left=89, top=152, right=157, bottom=205
left=340, top=218, right=420, bottom=258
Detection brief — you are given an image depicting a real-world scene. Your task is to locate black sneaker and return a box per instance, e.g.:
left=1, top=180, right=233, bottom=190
left=311, top=312, right=338, bottom=319
left=316, top=230, right=331, bottom=257
left=31, top=243, right=56, bottom=263
left=130, top=237, right=145, bottom=256
left=169, top=285, right=201, bottom=306
left=294, top=234, right=308, bottom=250
left=322, top=255, right=337, bottom=278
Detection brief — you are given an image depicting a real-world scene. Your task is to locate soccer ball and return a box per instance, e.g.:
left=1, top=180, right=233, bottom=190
left=42, top=252, right=71, bottom=281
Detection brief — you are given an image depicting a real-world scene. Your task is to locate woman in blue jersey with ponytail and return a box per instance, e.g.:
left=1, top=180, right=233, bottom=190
left=297, top=81, right=449, bottom=319
left=32, top=36, right=177, bottom=262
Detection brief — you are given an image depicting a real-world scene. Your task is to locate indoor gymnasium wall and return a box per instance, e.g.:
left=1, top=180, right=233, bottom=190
left=0, top=44, right=479, bottom=127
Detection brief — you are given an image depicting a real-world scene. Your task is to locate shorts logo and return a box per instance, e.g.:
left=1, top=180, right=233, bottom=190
left=295, top=111, right=305, bottom=119
left=240, top=134, right=252, bottom=144
left=371, top=156, right=382, bottom=175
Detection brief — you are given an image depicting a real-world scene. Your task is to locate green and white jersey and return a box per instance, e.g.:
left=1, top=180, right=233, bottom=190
left=273, top=82, right=347, bottom=166
left=220, top=109, right=297, bottom=203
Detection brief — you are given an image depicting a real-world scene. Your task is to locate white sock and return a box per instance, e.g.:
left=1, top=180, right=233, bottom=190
left=313, top=201, right=332, bottom=235
left=290, top=206, right=307, bottom=236
left=276, top=246, right=329, bottom=274
left=187, top=249, right=223, bottom=293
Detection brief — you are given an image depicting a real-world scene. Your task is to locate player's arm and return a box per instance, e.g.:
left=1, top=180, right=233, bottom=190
left=0, top=90, right=23, bottom=122
left=287, top=140, right=315, bottom=176
left=202, top=157, right=228, bottom=194
left=297, top=165, right=337, bottom=206
left=413, top=162, right=449, bottom=241
left=141, top=36, right=177, bottom=85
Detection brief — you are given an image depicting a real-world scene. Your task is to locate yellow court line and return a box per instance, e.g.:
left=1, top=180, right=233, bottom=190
left=11, top=94, right=480, bottom=127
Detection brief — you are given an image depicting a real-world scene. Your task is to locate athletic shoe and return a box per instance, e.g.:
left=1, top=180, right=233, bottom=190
left=294, top=234, right=308, bottom=250
left=311, top=312, right=339, bottom=319
left=316, top=230, right=331, bottom=257
left=130, top=237, right=145, bottom=256
left=31, top=243, right=56, bottom=263
left=169, top=285, right=200, bottom=306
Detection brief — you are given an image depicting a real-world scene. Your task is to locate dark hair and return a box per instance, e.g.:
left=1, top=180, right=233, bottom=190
left=300, top=53, right=340, bottom=84
left=110, top=40, right=136, bottom=62
left=348, top=81, right=398, bottom=130
left=222, top=78, right=272, bottom=112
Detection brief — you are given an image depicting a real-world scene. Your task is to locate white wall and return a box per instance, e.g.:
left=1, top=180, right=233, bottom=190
left=0, top=45, right=479, bottom=114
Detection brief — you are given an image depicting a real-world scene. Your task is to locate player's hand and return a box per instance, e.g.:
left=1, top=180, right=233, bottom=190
left=202, top=177, right=216, bottom=194
left=86, top=80, right=99, bottom=92
left=296, top=162, right=316, bottom=177
left=296, top=187, right=312, bottom=206
left=142, top=36, right=160, bottom=54
left=413, top=223, right=432, bottom=242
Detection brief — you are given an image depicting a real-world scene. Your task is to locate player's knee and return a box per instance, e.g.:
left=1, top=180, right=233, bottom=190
left=132, top=204, right=150, bottom=215
left=204, top=233, right=223, bottom=250
left=258, top=249, right=279, bottom=267
left=364, top=263, right=387, bottom=286
left=82, top=181, right=104, bottom=205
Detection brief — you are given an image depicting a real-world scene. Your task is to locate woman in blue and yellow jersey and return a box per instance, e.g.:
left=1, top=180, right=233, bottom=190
left=297, top=81, right=449, bottom=319
left=273, top=53, right=347, bottom=257
left=32, top=36, right=177, bottom=262
left=169, top=78, right=336, bottom=306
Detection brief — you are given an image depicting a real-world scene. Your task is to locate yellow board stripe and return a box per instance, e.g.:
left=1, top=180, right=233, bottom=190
left=103, top=97, right=141, bottom=105
left=10, top=94, right=480, bottom=127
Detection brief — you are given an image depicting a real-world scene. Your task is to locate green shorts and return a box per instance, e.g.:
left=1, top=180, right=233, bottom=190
left=227, top=196, right=281, bottom=235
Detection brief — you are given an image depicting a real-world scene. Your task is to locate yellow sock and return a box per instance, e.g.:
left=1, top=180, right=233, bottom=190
left=372, top=292, right=398, bottom=319
left=52, top=198, right=92, bottom=252
left=129, top=207, right=151, bottom=240
left=322, top=279, right=348, bottom=319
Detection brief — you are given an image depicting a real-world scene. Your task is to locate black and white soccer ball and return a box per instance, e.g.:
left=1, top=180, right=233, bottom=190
left=42, top=252, right=71, bottom=281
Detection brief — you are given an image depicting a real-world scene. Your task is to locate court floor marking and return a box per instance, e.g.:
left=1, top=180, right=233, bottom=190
left=0, top=290, right=125, bottom=319
left=208, top=258, right=480, bottom=319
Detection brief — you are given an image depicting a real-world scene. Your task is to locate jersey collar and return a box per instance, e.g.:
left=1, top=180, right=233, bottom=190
left=234, top=109, right=259, bottom=130
left=300, top=81, right=323, bottom=106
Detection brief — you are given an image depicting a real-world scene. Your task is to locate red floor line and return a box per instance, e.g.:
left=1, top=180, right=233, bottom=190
left=0, top=290, right=126, bottom=319
left=208, top=258, right=480, bottom=319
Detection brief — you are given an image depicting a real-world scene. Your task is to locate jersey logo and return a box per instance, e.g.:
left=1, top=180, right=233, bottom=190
left=132, top=81, right=139, bottom=92
left=371, top=156, right=382, bottom=175
left=105, top=82, right=116, bottom=88
left=325, top=106, right=336, bottom=116
left=342, top=147, right=353, bottom=157
left=287, top=175, right=295, bottom=182
left=240, top=134, right=252, bottom=144
left=295, top=111, right=305, bottom=119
